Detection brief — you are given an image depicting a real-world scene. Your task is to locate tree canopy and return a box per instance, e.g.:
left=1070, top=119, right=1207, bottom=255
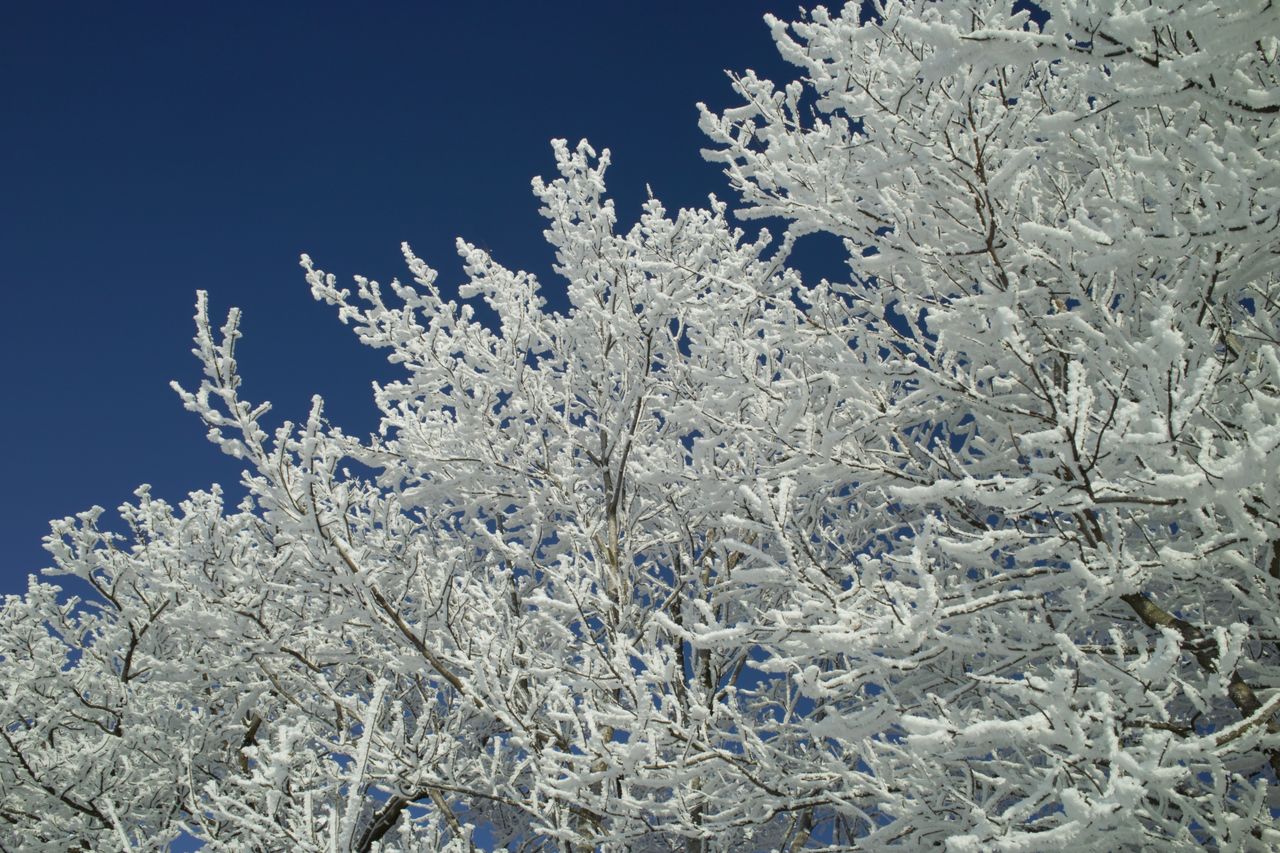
left=3, top=1, right=1278, bottom=849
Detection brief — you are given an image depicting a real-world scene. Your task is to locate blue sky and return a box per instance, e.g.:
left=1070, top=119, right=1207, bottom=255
left=2, top=1, right=821, bottom=592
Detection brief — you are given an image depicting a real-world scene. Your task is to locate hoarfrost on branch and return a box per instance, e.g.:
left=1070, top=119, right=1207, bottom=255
left=3, top=1, right=1278, bottom=849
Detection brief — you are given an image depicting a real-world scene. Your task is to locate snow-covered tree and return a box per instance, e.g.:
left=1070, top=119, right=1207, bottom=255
left=3, top=1, right=1277, bottom=849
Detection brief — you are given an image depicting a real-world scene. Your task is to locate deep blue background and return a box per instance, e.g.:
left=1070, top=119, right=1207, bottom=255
left=3, top=1, right=817, bottom=592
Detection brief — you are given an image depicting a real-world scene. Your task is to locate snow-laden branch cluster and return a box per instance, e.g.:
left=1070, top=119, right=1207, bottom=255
left=2, top=1, right=1277, bottom=849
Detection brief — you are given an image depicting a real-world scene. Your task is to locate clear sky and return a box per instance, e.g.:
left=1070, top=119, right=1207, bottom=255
left=3, top=1, right=829, bottom=593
